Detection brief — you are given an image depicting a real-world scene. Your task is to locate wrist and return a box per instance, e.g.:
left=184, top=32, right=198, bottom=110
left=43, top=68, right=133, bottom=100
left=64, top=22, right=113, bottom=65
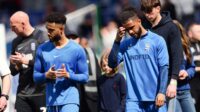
left=170, top=79, right=177, bottom=86
left=1, top=94, right=9, bottom=100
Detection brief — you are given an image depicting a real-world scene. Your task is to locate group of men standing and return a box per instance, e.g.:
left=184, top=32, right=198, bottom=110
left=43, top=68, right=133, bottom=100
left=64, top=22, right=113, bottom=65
left=0, top=0, right=200, bottom=112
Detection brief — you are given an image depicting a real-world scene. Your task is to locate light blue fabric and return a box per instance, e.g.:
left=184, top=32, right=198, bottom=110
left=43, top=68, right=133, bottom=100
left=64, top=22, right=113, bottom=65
left=108, top=31, right=169, bottom=102
left=176, top=90, right=196, bottom=112
left=126, top=101, right=167, bottom=112
left=34, top=40, right=88, bottom=106
left=47, top=104, right=79, bottom=112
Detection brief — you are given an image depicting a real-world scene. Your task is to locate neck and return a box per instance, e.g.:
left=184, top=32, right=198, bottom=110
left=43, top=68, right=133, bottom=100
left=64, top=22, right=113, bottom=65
left=151, top=14, right=162, bottom=27
left=140, top=27, right=148, bottom=37
left=24, top=26, right=35, bottom=37
left=105, top=73, right=115, bottom=77
left=54, top=35, right=68, bottom=48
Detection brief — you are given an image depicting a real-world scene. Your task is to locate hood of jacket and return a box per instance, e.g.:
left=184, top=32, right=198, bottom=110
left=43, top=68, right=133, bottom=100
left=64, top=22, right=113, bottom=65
left=153, top=11, right=172, bottom=29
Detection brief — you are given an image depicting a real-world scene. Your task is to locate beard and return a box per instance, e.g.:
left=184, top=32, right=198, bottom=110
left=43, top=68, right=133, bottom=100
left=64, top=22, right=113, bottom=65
left=49, top=34, right=61, bottom=42
left=131, top=27, right=142, bottom=38
left=137, top=27, right=142, bottom=38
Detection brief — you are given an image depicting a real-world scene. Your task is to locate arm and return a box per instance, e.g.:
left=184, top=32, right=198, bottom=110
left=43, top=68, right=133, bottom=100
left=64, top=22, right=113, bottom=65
left=0, top=64, right=11, bottom=112
left=165, top=24, right=183, bottom=98
left=68, top=48, right=89, bottom=83
left=108, top=42, right=122, bottom=68
left=33, top=47, right=47, bottom=84
left=9, top=40, right=20, bottom=76
left=169, top=24, right=183, bottom=79
left=156, top=38, right=169, bottom=107
left=157, top=37, right=169, bottom=94
left=158, top=66, right=168, bottom=94
left=1, top=74, right=11, bottom=97
left=0, top=74, right=10, bottom=112
left=186, top=59, right=195, bottom=79
left=179, top=59, right=195, bottom=80
left=108, top=27, right=125, bottom=68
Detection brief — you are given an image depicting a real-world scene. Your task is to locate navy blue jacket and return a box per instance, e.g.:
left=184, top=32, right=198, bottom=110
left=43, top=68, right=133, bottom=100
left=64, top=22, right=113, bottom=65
left=97, top=73, right=126, bottom=112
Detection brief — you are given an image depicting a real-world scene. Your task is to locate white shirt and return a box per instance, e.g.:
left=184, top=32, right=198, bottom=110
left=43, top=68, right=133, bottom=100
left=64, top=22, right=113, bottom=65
left=0, top=61, right=10, bottom=76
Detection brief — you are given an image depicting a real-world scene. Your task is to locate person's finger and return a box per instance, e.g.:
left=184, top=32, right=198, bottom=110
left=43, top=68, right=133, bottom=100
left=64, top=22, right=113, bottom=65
left=119, top=27, right=125, bottom=31
left=61, top=63, right=65, bottom=68
left=15, top=52, right=20, bottom=55
left=51, top=65, right=55, bottom=71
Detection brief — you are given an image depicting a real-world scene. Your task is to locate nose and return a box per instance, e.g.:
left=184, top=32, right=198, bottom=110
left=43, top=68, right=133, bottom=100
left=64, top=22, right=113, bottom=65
left=145, top=13, right=151, bottom=18
left=129, top=30, right=134, bottom=34
left=47, top=33, right=51, bottom=37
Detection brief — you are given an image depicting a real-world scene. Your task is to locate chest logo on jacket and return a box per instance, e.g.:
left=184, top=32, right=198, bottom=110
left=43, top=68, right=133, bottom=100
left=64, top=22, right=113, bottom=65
left=144, top=43, right=150, bottom=52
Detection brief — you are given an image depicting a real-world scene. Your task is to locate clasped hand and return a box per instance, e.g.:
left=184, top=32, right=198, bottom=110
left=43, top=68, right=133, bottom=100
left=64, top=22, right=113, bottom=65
left=45, top=64, right=70, bottom=79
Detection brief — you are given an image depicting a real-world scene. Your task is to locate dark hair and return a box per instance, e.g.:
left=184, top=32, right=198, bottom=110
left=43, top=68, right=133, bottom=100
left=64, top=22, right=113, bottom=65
left=119, top=6, right=139, bottom=24
left=173, top=20, right=192, bottom=64
left=45, top=12, right=66, bottom=25
left=186, top=21, right=199, bottom=32
left=141, top=0, right=161, bottom=13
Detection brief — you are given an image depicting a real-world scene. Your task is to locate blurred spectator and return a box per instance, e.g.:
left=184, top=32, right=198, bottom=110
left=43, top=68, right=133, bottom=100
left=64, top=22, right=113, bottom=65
left=100, top=20, right=118, bottom=50
left=78, top=14, right=96, bottom=49
left=173, top=20, right=196, bottom=112
left=67, top=31, right=101, bottom=112
left=162, top=0, right=177, bottom=19
left=171, top=0, right=195, bottom=25
left=187, top=22, right=200, bottom=112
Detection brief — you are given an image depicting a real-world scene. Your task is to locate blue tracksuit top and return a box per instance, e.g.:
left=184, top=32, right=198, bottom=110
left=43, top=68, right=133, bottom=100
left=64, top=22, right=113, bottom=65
left=34, top=40, right=89, bottom=106
left=108, top=31, right=169, bottom=101
left=177, top=56, right=195, bottom=91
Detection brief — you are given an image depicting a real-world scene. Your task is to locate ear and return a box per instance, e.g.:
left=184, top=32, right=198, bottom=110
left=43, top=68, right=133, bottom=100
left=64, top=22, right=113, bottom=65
left=22, top=22, right=25, bottom=30
left=188, top=31, right=192, bottom=38
left=155, top=6, right=161, bottom=12
left=137, top=18, right=141, bottom=23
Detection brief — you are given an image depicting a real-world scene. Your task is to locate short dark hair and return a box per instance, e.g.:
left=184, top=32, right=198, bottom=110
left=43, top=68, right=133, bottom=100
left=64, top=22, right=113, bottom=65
left=119, top=6, right=139, bottom=24
left=141, top=0, right=161, bottom=13
left=45, top=12, right=66, bottom=25
left=186, top=21, right=200, bottom=32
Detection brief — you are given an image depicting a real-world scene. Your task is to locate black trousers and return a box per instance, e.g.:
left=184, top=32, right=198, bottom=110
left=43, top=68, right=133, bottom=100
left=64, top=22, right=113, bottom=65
left=190, top=74, right=200, bottom=112
left=15, top=95, right=46, bottom=112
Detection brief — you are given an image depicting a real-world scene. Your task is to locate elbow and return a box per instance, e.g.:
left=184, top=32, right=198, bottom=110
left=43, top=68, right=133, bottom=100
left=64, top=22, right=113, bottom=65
left=33, top=72, right=45, bottom=84
left=82, top=74, right=89, bottom=84
left=33, top=75, right=40, bottom=84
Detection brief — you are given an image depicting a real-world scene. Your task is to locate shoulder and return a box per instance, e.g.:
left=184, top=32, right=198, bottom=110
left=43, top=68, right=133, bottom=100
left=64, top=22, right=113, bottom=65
left=12, top=36, right=22, bottom=44
left=164, top=21, right=178, bottom=32
left=120, top=37, right=133, bottom=49
left=114, top=73, right=124, bottom=79
left=148, top=31, right=165, bottom=42
left=69, top=40, right=84, bottom=51
left=37, top=41, right=52, bottom=50
left=34, top=29, right=48, bottom=43
left=68, top=40, right=86, bottom=57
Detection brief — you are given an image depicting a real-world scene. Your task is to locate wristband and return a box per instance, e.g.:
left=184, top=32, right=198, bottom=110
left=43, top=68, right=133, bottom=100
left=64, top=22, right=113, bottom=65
left=170, top=79, right=177, bottom=86
left=1, top=94, right=9, bottom=100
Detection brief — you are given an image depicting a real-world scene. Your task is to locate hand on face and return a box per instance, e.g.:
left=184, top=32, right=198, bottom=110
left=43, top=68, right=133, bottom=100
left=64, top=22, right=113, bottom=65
left=115, top=27, right=125, bottom=42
